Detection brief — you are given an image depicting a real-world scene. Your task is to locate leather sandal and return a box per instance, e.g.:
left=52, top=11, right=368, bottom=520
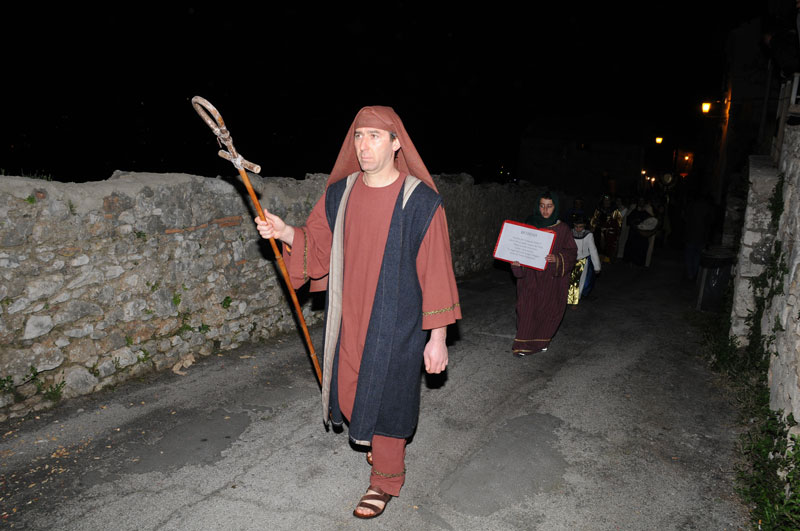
left=366, top=450, right=373, bottom=466
left=353, top=485, right=391, bottom=519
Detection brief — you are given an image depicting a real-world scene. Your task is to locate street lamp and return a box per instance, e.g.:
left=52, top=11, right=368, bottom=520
left=702, top=102, right=711, bottom=113
left=655, top=137, right=663, bottom=144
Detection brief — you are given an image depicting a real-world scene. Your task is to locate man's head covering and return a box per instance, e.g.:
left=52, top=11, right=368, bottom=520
left=327, top=106, right=437, bottom=192
left=525, top=191, right=561, bottom=228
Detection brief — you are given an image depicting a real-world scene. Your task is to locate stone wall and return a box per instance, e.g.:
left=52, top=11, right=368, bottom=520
left=766, top=127, right=800, bottom=417
left=0, top=171, right=542, bottom=419
left=730, top=126, right=800, bottom=419
left=729, top=156, right=781, bottom=343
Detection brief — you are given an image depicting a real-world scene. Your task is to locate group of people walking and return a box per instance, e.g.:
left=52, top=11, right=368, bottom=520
left=510, top=191, right=665, bottom=359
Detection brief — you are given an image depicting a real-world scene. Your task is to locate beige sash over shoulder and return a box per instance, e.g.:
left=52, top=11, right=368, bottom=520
left=321, top=173, right=422, bottom=425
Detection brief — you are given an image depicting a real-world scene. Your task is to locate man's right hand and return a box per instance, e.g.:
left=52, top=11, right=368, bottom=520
left=254, top=209, right=294, bottom=246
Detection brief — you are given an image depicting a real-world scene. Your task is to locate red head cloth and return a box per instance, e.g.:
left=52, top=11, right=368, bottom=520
left=327, top=106, right=438, bottom=192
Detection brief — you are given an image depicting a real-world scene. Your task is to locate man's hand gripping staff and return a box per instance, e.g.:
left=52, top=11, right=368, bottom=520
left=191, top=96, right=322, bottom=386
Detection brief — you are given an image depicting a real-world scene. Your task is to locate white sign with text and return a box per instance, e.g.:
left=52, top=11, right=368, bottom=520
left=493, top=220, right=556, bottom=270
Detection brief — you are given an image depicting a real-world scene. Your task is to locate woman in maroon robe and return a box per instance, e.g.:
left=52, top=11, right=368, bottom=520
left=511, top=192, right=577, bottom=356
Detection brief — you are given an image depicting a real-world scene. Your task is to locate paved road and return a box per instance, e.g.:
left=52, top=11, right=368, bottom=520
left=2, top=251, right=749, bottom=530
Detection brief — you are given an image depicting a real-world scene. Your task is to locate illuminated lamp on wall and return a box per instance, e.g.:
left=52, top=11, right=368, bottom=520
left=676, top=150, right=694, bottom=177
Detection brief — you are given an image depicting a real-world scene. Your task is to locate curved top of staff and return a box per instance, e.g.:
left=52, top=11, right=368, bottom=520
left=192, top=96, right=261, bottom=174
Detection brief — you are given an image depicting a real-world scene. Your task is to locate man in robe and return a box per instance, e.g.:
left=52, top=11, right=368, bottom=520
left=254, top=106, right=461, bottom=519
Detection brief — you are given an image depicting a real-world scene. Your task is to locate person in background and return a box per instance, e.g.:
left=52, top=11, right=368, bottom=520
left=623, top=196, right=657, bottom=267
left=590, top=194, right=622, bottom=261
left=567, top=215, right=601, bottom=307
left=615, top=196, right=632, bottom=261
left=563, top=196, right=586, bottom=227
left=511, top=191, right=577, bottom=356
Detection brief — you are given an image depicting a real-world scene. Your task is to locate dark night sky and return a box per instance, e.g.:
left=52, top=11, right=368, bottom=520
left=2, top=4, right=769, bottom=183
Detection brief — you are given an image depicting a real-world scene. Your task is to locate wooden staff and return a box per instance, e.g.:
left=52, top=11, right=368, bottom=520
left=191, top=96, right=322, bottom=386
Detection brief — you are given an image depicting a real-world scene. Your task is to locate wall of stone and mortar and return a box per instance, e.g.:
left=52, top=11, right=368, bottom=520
left=729, top=156, right=782, bottom=343
left=729, top=126, right=800, bottom=419
left=765, top=126, right=800, bottom=418
left=0, top=171, right=542, bottom=420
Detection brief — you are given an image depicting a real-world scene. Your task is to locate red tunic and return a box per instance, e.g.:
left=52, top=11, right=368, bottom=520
left=283, top=173, right=461, bottom=418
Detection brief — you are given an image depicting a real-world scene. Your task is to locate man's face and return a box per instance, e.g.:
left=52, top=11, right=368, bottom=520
left=354, top=127, right=400, bottom=175
left=539, top=198, right=555, bottom=219
left=574, top=222, right=585, bottom=232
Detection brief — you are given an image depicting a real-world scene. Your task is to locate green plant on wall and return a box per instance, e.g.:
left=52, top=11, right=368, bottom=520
left=0, top=376, right=13, bottom=392
left=43, top=382, right=66, bottom=402
left=28, top=366, right=43, bottom=393
left=1, top=367, right=46, bottom=403
left=176, top=313, right=193, bottom=335
left=137, top=349, right=152, bottom=365
left=738, top=412, right=800, bottom=528
left=0, top=376, right=15, bottom=399
left=712, top=175, right=799, bottom=529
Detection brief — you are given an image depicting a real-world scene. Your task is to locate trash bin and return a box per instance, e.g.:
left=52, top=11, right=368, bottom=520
left=696, top=246, right=736, bottom=312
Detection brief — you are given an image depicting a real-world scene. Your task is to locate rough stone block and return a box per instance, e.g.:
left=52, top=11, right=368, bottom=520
left=66, top=338, right=98, bottom=364
left=66, top=270, right=104, bottom=289
left=69, top=255, right=90, bottom=267
left=23, top=315, right=53, bottom=339
left=0, top=393, right=13, bottom=409
left=742, top=231, right=761, bottom=246
left=62, top=366, right=98, bottom=398
left=7, top=297, right=30, bottom=315
left=30, top=343, right=64, bottom=372
left=24, top=274, right=64, bottom=300
left=53, top=300, right=103, bottom=326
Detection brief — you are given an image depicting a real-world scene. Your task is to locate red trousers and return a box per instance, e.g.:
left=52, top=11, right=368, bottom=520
left=341, top=400, right=407, bottom=496
left=369, top=434, right=406, bottom=496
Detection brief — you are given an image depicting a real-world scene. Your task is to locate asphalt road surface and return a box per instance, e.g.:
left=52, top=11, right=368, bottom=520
left=2, top=250, right=749, bottom=530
